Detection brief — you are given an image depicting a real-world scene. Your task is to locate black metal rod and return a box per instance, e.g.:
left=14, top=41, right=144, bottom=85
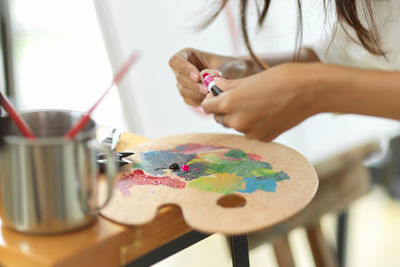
left=229, top=235, right=250, bottom=267
left=337, top=211, right=348, bottom=267
left=125, top=230, right=210, bottom=267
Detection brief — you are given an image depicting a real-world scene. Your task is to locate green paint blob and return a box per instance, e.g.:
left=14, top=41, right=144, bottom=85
left=225, top=149, right=248, bottom=159
left=133, top=162, right=144, bottom=169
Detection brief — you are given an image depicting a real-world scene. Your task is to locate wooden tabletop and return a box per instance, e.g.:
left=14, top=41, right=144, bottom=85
left=0, top=132, right=193, bottom=267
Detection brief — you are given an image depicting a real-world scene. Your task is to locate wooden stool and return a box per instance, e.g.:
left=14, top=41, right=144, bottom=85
left=246, top=142, right=379, bottom=267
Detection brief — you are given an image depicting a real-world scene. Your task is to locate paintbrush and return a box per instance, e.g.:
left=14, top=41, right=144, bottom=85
left=64, top=53, right=140, bottom=139
left=0, top=91, right=36, bottom=139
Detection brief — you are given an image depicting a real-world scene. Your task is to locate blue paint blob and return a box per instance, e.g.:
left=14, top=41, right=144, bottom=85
left=238, top=177, right=277, bottom=193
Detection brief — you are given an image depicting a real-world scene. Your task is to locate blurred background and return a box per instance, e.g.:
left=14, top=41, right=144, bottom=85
left=1, top=0, right=400, bottom=266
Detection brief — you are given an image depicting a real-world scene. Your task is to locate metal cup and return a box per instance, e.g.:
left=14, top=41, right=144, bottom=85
left=0, top=110, right=117, bottom=234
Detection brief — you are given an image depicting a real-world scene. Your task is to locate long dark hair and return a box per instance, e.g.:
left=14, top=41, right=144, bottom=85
left=202, top=0, right=385, bottom=69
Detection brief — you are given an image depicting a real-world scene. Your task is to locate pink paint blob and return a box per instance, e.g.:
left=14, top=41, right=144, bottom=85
left=181, top=164, right=190, bottom=171
left=117, top=169, right=185, bottom=196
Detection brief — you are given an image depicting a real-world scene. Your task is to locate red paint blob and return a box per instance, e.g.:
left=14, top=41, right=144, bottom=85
left=117, top=169, right=185, bottom=196
left=181, top=164, right=190, bottom=171
left=247, top=153, right=262, bottom=161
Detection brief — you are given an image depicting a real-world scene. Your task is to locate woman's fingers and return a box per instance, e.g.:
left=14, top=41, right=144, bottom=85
left=169, top=48, right=213, bottom=105
left=183, top=97, right=201, bottom=107
left=176, top=73, right=208, bottom=95
left=169, top=48, right=251, bottom=111
left=201, top=94, right=222, bottom=114
left=177, top=83, right=205, bottom=102
left=201, top=78, right=238, bottom=114
left=213, top=114, right=225, bottom=126
left=169, top=51, right=201, bottom=82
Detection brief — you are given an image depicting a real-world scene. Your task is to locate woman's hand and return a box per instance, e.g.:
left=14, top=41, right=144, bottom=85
left=201, top=63, right=320, bottom=142
left=168, top=48, right=256, bottom=106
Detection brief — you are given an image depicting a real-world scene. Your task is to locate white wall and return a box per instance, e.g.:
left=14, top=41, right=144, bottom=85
left=12, top=0, right=126, bottom=130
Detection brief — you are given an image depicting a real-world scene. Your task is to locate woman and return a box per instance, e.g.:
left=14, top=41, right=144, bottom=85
left=169, top=0, right=400, bottom=142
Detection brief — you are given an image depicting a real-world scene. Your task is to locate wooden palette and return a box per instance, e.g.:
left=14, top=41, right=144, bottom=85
left=100, top=134, right=318, bottom=235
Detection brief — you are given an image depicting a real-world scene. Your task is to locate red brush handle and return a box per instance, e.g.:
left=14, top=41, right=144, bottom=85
left=0, top=92, right=36, bottom=139
left=64, top=53, right=139, bottom=139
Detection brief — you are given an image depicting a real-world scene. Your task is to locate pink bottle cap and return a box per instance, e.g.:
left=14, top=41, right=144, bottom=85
left=203, top=75, right=214, bottom=87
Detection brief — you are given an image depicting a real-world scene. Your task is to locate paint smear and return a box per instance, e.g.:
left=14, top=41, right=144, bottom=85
left=121, top=143, right=289, bottom=195
left=187, top=173, right=245, bottom=194
left=238, top=177, right=277, bottom=193
left=117, top=169, right=185, bottom=196
left=133, top=150, right=194, bottom=175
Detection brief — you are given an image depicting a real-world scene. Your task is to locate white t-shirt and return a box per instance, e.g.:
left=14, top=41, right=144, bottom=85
left=314, top=0, right=400, bottom=70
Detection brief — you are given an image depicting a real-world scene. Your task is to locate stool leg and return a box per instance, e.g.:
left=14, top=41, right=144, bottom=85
left=306, top=223, right=339, bottom=267
left=272, top=235, right=295, bottom=267
left=336, top=211, right=348, bottom=267
left=229, top=235, right=250, bottom=267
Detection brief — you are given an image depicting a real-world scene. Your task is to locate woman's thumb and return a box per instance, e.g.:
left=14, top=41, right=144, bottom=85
left=214, top=77, right=234, bottom=91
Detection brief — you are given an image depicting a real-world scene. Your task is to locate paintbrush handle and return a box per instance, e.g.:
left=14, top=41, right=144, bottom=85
left=0, top=92, right=36, bottom=139
left=64, top=53, right=139, bottom=139
left=64, top=113, right=91, bottom=139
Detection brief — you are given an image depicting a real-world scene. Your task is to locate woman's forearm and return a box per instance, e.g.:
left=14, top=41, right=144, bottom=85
left=259, top=47, right=320, bottom=66
left=220, top=47, right=320, bottom=78
left=201, top=61, right=399, bottom=142
left=312, top=63, right=400, bottom=120
left=241, top=47, right=320, bottom=70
